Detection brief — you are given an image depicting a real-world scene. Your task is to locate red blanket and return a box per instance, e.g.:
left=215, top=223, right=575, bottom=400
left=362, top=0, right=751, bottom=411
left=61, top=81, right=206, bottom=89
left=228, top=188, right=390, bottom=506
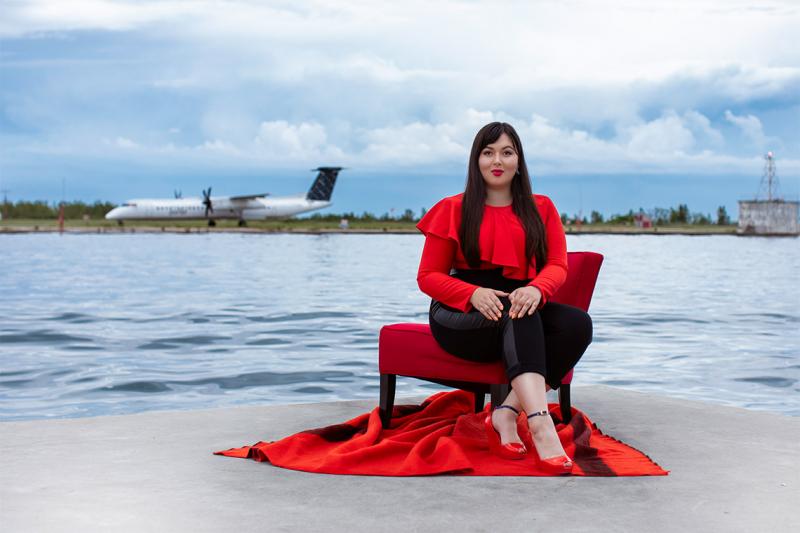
left=215, top=390, right=669, bottom=476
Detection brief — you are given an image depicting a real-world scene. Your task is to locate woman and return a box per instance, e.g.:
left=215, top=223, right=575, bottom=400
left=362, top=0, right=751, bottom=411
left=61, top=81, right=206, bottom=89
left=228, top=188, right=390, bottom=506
left=416, top=122, right=593, bottom=474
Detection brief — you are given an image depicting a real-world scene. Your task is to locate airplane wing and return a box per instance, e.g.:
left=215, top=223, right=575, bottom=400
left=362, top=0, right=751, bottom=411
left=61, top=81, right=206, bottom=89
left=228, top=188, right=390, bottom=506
left=229, top=193, right=270, bottom=201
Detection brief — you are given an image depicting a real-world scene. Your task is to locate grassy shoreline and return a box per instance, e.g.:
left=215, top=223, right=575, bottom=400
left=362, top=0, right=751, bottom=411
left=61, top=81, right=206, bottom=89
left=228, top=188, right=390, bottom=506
left=0, top=218, right=740, bottom=234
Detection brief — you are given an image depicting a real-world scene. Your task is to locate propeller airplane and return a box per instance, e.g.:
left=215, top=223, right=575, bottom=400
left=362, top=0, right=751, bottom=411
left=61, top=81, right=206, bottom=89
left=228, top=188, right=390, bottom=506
left=105, top=167, right=343, bottom=226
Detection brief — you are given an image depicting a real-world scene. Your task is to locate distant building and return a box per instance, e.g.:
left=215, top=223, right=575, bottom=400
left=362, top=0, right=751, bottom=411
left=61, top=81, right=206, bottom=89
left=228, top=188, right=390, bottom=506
left=738, top=152, right=799, bottom=235
left=738, top=200, right=799, bottom=235
left=634, top=211, right=652, bottom=228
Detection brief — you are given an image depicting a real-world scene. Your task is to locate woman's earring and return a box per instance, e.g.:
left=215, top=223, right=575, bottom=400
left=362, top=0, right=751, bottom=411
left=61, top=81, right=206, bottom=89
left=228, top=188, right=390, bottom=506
left=515, top=169, right=521, bottom=176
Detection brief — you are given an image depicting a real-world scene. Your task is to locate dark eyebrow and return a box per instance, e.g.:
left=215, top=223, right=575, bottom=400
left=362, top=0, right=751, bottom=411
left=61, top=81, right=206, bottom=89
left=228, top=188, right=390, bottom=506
left=483, top=145, right=516, bottom=151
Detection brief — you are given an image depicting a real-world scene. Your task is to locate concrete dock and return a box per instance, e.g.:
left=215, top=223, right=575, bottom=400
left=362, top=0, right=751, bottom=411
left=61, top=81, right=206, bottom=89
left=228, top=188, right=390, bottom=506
left=1, top=385, right=798, bottom=532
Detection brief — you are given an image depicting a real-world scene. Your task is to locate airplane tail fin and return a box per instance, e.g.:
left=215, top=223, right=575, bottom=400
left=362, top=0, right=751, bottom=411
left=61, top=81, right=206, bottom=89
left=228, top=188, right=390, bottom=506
left=306, top=167, right=342, bottom=201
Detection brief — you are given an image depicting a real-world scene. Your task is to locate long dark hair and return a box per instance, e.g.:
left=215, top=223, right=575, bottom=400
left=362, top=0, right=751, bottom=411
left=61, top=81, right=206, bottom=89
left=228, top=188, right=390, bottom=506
left=459, top=122, right=547, bottom=273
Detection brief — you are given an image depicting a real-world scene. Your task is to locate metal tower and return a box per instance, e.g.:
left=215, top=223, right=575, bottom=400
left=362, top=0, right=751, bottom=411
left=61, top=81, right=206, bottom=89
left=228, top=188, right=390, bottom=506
left=738, top=150, right=799, bottom=235
left=757, top=151, right=780, bottom=201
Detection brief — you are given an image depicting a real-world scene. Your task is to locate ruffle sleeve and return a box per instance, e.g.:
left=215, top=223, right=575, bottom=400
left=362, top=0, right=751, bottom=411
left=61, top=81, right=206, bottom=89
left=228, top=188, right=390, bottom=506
left=416, top=196, right=461, bottom=243
left=416, top=195, right=479, bottom=312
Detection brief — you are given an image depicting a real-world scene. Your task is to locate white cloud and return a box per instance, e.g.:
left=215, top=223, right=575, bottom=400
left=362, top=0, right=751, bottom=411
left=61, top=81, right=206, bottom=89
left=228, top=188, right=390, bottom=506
left=724, top=109, right=768, bottom=148
left=109, top=136, right=139, bottom=149
left=0, top=0, right=196, bottom=36
left=81, top=108, right=799, bottom=175
left=625, top=112, right=696, bottom=156
left=198, top=139, right=240, bottom=155
left=4, top=1, right=799, bottom=85
left=360, top=122, right=465, bottom=165
left=517, top=114, right=625, bottom=163
left=253, top=120, right=345, bottom=162
left=333, top=53, right=452, bottom=84
left=683, top=110, right=724, bottom=147
left=2, top=1, right=798, bottom=178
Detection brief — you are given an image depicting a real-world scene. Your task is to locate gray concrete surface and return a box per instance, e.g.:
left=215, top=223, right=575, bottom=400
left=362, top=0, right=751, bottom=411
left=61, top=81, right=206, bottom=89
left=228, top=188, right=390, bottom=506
left=1, top=385, right=798, bottom=533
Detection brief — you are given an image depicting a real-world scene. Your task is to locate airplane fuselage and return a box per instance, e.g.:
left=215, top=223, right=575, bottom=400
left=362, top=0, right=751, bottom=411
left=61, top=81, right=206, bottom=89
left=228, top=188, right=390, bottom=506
left=105, top=196, right=332, bottom=221
left=105, top=166, right=342, bottom=223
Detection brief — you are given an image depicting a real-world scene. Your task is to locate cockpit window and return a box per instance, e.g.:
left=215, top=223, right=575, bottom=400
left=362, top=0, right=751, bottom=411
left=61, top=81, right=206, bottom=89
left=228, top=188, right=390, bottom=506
left=122, top=203, right=137, bottom=207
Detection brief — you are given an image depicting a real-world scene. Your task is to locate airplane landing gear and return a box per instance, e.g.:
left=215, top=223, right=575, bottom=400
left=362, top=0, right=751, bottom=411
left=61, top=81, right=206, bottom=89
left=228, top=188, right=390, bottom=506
left=238, top=220, right=247, bottom=227
left=208, top=219, right=216, bottom=227
left=117, top=220, right=124, bottom=226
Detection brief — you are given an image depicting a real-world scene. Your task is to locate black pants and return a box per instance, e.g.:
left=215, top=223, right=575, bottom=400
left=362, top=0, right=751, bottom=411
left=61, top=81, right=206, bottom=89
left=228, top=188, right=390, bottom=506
left=428, top=269, right=592, bottom=389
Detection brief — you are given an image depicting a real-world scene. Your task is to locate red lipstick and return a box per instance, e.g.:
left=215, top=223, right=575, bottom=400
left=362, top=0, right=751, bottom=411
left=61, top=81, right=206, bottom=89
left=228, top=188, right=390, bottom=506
left=491, top=169, right=504, bottom=176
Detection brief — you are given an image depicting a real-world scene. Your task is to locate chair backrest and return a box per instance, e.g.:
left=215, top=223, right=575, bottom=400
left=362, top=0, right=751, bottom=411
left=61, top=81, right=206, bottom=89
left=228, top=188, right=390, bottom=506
left=549, top=252, right=604, bottom=312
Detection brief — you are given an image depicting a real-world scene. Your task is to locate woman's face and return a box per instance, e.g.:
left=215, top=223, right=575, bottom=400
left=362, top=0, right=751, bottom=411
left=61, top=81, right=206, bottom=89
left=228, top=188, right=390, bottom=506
left=478, top=132, right=519, bottom=189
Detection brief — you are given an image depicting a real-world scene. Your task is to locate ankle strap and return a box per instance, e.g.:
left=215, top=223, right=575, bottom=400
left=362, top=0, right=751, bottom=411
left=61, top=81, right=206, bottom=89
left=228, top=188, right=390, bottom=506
left=493, top=404, right=520, bottom=415
left=527, top=409, right=549, bottom=418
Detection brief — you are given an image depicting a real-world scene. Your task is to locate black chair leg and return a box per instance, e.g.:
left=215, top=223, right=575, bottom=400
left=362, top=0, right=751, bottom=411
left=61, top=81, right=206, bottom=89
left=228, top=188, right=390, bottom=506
left=379, top=374, right=396, bottom=429
left=473, top=392, right=485, bottom=413
left=490, top=383, right=510, bottom=408
left=559, top=383, right=572, bottom=424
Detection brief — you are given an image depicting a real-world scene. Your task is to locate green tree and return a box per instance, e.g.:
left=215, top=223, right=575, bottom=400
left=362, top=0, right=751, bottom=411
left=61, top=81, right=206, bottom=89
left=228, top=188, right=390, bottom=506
left=8, top=200, right=55, bottom=218
left=590, top=210, right=604, bottom=224
left=652, top=207, right=670, bottom=225
left=400, top=208, right=415, bottom=222
left=669, top=204, right=689, bottom=224
left=716, top=205, right=730, bottom=225
left=608, top=209, right=635, bottom=225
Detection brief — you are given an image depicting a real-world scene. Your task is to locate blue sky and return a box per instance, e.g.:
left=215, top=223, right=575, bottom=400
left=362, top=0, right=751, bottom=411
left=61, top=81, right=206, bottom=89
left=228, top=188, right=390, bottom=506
left=1, top=0, right=799, bottom=218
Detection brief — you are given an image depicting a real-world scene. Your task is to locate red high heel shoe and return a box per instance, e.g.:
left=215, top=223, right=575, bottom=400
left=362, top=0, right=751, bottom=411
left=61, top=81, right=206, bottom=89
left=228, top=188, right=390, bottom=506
left=525, top=409, right=573, bottom=475
left=484, top=405, right=527, bottom=460
left=536, top=455, right=574, bottom=475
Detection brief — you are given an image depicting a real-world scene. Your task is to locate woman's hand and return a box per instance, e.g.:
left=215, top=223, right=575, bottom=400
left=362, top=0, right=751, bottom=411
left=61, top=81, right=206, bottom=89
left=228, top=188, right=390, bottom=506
left=469, top=287, right=509, bottom=321
left=508, top=286, right=542, bottom=319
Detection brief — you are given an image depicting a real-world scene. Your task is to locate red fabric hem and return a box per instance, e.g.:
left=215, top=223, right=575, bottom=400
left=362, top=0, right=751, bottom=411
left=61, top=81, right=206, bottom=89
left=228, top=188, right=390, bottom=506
left=214, top=390, right=669, bottom=477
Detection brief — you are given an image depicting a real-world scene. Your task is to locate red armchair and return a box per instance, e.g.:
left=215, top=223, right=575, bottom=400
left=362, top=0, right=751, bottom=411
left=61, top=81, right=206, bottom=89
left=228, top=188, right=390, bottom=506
left=378, top=251, right=603, bottom=428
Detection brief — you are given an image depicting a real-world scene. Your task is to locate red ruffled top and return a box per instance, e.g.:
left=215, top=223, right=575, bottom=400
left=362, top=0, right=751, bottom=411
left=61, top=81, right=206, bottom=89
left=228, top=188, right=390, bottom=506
left=416, top=193, right=568, bottom=313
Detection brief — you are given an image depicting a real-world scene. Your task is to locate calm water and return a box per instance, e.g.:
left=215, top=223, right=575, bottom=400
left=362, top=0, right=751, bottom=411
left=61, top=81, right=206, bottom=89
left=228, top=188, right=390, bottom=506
left=1, top=233, right=798, bottom=420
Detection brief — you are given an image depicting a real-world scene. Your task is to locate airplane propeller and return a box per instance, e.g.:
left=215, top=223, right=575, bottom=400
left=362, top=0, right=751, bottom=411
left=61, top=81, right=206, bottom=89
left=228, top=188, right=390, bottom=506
left=202, top=187, right=213, bottom=217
